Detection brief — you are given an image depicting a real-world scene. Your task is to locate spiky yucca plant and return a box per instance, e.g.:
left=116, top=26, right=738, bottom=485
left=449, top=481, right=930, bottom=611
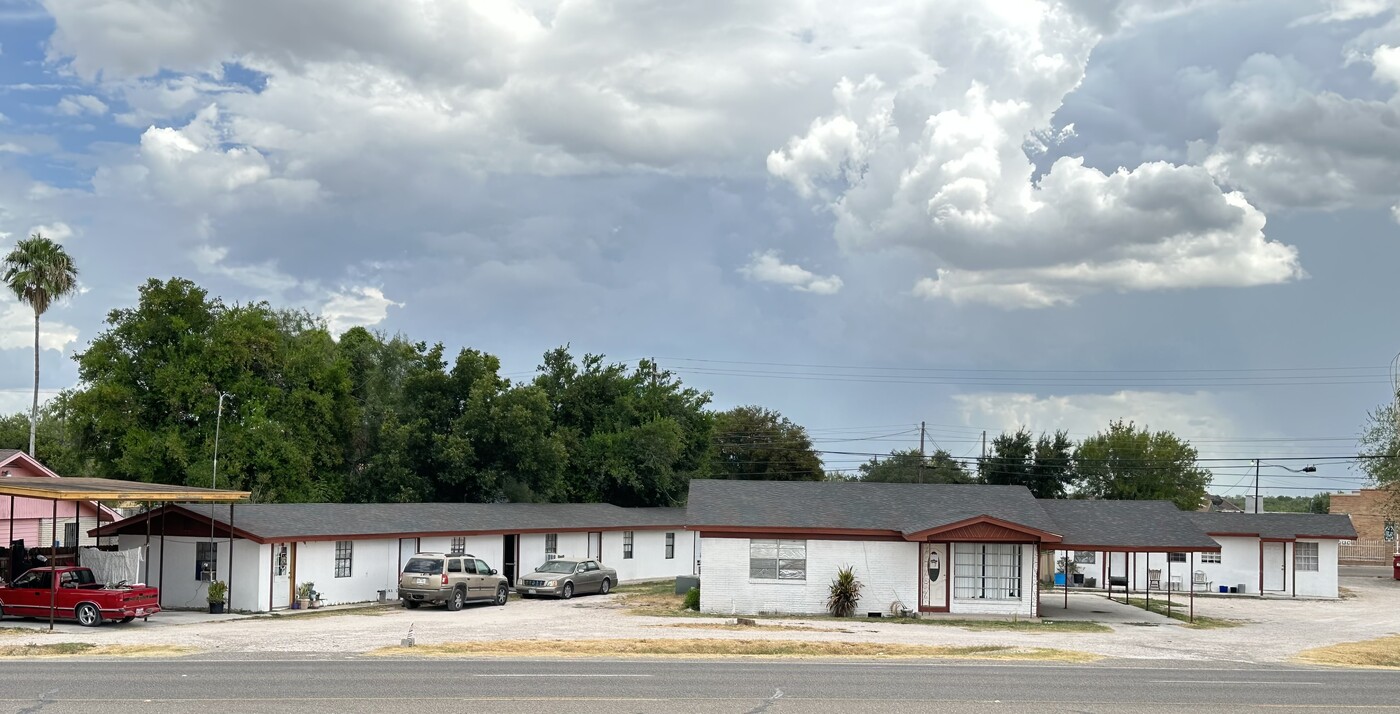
left=827, top=566, right=862, bottom=617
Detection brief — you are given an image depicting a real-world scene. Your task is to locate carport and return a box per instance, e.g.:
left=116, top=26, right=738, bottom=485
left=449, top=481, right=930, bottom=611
left=0, top=476, right=249, bottom=629
left=1037, top=500, right=1222, bottom=624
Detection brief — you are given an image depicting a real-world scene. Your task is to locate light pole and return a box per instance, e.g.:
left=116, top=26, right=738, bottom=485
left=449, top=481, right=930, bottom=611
left=1252, top=460, right=1317, bottom=513
left=209, top=392, right=230, bottom=579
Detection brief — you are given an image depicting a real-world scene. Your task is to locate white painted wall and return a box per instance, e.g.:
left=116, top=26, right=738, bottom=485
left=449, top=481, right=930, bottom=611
left=417, top=535, right=506, bottom=570
left=291, top=539, right=399, bottom=607
left=518, top=532, right=590, bottom=574
left=39, top=516, right=109, bottom=547
left=600, top=529, right=696, bottom=582
left=699, top=537, right=918, bottom=616
left=119, top=534, right=264, bottom=612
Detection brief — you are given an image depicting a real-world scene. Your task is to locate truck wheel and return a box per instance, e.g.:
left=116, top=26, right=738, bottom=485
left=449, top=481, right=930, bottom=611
left=76, top=603, right=101, bottom=627
left=447, top=587, right=465, bottom=611
left=562, top=582, right=574, bottom=600
left=494, top=585, right=508, bottom=606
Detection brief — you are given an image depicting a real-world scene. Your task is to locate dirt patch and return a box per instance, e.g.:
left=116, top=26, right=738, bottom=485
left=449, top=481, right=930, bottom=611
left=1296, top=634, right=1400, bottom=668
left=1125, top=598, right=1242, bottom=629
left=370, top=638, right=1098, bottom=661
left=613, top=582, right=702, bottom=617
left=0, top=628, right=38, bottom=638
left=0, top=643, right=196, bottom=658
left=647, top=623, right=851, bottom=633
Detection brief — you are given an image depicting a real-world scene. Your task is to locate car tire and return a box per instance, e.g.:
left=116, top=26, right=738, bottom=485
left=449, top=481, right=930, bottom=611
left=600, top=578, right=610, bottom=595
left=562, top=582, right=574, bottom=600
left=120, top=616, right=135, bottom=624
left=495, top=585, right=508, bottom=606
left=447, top=588, right=465, bottom=611
left=76, top=603, right=101, bottom=627
left=403, top=600, right=421, bottom=609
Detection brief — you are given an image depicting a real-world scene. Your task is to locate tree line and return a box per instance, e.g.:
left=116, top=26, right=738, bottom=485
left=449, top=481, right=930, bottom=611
left=843, top=420, right=1212, bottom=511
left=5, top=274, right=1222, bottom=510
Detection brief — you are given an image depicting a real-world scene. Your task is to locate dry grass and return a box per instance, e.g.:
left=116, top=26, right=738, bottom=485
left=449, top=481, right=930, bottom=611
left=1296, top=635, right=1400, bottom=668
left=1125, top=598, right=1242, bottom=629
left=1338, top=586, right=1358, bottom=600
left=370, top=638, right=1098, bottom=662
left=0, top=643, right=196, bottom=658
left=883, top=617, right=1112, bottom=633
left=647, top=623, right=850, bottom=633
left=613, top=581, right=702, bottom=617
left=0, top=627, right=36, bottom=637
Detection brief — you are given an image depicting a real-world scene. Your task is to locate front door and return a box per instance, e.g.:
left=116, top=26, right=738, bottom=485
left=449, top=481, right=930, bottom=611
left=1262, top=542, right=1286, bottom=591
left=919, top=543, right=948, bottom=612
left=399, top=538, right=419, bottom=570
left=502, top=535, right=517, bottom=586
left=588, top=532, right=602, bottom=560
left=271, top=544, right=291, bottom=609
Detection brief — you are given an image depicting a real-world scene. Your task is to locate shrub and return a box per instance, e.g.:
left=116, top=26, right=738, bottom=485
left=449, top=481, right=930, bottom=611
left=827, top=566, right=862, bottom=617
left=206, top=580, right=228, bottom=604
left=297, top=581, right=315, bottom=600
left=683, top=586, right=700, bottom=611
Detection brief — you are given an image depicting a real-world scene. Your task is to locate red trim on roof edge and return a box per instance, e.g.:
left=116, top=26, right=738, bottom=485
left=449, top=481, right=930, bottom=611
left=902, top=515, right=1062, bottom=543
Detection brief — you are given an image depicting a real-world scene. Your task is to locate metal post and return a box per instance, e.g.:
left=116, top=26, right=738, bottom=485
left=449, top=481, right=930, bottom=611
left=1253, top=459, right=1260, bottom=513
left=7, top=494, right=13, bottom=580
left=1145, top=552, right=1150, bottom=613
left=1167, top=553, right=1173, bottom=620
left=158, top=503, right=166, bottom=599
left=228, top=503, right=235, bottom=612
left=48, top=498, right=56, bottom=631
left=1190, top=551, right=1195, bottom=624
left=143, top=502, right=151, bottom=584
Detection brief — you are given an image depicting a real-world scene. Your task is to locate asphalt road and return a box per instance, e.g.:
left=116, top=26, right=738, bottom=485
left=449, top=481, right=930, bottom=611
left=1, top=657, right=1399, bottom=713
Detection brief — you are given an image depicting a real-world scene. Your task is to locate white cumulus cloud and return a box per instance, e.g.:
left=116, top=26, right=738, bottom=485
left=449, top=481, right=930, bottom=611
left=55, top=94, right=108, bottom=116
left=0, top=300, right=80, bottom=352
left=739, top=251, right=843, bottom=295
left=321, top=286, right=401, bottom=335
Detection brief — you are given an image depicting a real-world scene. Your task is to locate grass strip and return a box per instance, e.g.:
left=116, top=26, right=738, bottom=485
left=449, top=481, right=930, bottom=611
left=882, top=617, right=1112, bottom=633
left=0, top=643, right=196, bottom=657
left=370, top=638, right=1098, bottom=661
left=1124, top=597, right=1242, bottom=629
left=1297, top=635, right=1400, bottom=668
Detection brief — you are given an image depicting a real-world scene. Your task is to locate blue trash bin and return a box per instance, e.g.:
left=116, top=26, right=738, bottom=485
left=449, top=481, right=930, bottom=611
left=1054, top=573, right=1067, bottom=586
left=1218, top=585, right=1228, bottom=593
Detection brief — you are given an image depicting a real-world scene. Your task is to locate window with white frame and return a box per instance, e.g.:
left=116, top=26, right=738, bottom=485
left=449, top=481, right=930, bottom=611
left=1200, top=552, right=1222, bottom=564
left=749, top=539, right=806, bottom=581
left=1168, top=552, right=1187, bottom=563
left=953, top=544, right=1022, bottom=600
left=1295, top=542, right=1319, bottom=572
left=450, top=537, right=466, bottom=555
left=623, top=531, right=634, bottom=559
left=665, top=532, right=675, bottom=559
left=545, top=533, right=557, bottom=556
left=195, top=541, right=217, bottom=581
left=334, top=540, right=353, bottom=578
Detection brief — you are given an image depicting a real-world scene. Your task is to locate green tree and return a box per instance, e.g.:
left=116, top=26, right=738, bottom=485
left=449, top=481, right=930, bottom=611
left=67, top=278, right=354, bottom=502
left=1074, top=420, right=1211, bottom=511
left=857, top=448, right=973, bottom=484
left=533, top=348, right=713, bottom=506
left=0, top=397, right=92, bottom=476
left=2, top=233, right=79, bottom=457
left=706, top=405, right=823, bottom=481
left=979, top=428, right=1076, bottom=498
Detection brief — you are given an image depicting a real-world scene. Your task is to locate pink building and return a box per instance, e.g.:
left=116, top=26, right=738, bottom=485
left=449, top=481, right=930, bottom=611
left=0, top=450, right=119, bottom=549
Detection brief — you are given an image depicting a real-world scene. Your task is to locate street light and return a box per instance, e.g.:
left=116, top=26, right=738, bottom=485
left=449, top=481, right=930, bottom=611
left=1253, top=460, right=1317, bottom=513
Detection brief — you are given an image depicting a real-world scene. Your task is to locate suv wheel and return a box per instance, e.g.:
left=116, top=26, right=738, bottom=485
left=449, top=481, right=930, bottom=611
left=403, top=600, right=420, bottom=609
left=447, top=587, right=465, bottom=611
left=561, top=582, right=574, bottom=600
left=600, top=578, right=611, bottom=595
left=494, top=584, right=508, bottom=606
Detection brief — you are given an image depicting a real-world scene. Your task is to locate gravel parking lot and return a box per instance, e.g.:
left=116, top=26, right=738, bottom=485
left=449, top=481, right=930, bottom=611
left=2, top=573, right=1397, bottom=663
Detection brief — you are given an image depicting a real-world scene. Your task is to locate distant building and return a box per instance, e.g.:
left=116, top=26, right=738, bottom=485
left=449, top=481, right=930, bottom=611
left=1200, top=494, right=1244, bottom=513
left=1330, top=488, right=1396, bottom=543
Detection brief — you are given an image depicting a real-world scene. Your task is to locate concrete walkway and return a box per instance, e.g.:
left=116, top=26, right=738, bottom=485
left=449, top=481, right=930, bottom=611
left=1039, top=591, right=1181, bottom=626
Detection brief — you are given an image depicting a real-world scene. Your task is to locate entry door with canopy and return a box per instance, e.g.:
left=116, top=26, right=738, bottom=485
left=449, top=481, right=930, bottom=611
left=271, top=543, right=291, bottom=609
left=1262, top=542, right=1286, bottom=591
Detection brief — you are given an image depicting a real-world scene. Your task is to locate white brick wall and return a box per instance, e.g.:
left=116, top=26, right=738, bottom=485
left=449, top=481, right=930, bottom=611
left=701, top=537, right=1039, bottom=617
left=699, top=537, right=918, bottom=616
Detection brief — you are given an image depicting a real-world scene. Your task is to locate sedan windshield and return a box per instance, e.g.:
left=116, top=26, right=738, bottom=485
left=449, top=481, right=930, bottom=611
left=536, top=560, right=578, bottom=574
left=403, top=558, right=443, bottom=575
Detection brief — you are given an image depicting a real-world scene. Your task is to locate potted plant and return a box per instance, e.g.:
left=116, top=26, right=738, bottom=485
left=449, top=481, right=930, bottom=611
left=296, top=581, right=314, bottom=610
left=206, top=580, right=228, bottom=614
left=312, top=589, right=324, bottom=609
left=1056, top=555, right=1079, bottom=587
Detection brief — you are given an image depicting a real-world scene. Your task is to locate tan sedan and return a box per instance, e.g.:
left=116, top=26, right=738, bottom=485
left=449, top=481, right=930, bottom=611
left=515, top=558, right=617, bottom=599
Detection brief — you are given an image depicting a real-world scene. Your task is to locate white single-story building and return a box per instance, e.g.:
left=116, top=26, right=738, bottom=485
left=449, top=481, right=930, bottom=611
left=1052, top=511, right=1356, bottom=598
left=686, top=480, right=1232, bottom=618
left=95, top=502, right=696, bottom=613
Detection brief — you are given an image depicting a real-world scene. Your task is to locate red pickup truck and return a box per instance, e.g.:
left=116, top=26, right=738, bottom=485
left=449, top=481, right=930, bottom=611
left=0, top=566, right=160, bottom=627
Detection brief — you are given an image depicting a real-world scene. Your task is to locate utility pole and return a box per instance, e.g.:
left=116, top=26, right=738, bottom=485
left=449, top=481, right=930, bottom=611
left=919, top=421, right=926, bottom=483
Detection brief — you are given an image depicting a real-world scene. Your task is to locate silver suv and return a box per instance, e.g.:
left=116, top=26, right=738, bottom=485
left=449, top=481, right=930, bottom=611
left=397, top=553, right=509, bottom=610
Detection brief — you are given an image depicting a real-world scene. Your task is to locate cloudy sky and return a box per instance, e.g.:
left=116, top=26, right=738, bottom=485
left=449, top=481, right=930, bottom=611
left=0, top=0, right=1397, bottom=496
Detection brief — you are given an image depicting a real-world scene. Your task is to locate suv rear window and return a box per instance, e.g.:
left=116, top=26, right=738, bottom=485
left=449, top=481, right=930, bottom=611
left=403, top=558, right=443, bottom=575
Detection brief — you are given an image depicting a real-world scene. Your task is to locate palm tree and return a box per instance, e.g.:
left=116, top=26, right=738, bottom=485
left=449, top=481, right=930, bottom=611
left=2, top=234, right=79, bottom=457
